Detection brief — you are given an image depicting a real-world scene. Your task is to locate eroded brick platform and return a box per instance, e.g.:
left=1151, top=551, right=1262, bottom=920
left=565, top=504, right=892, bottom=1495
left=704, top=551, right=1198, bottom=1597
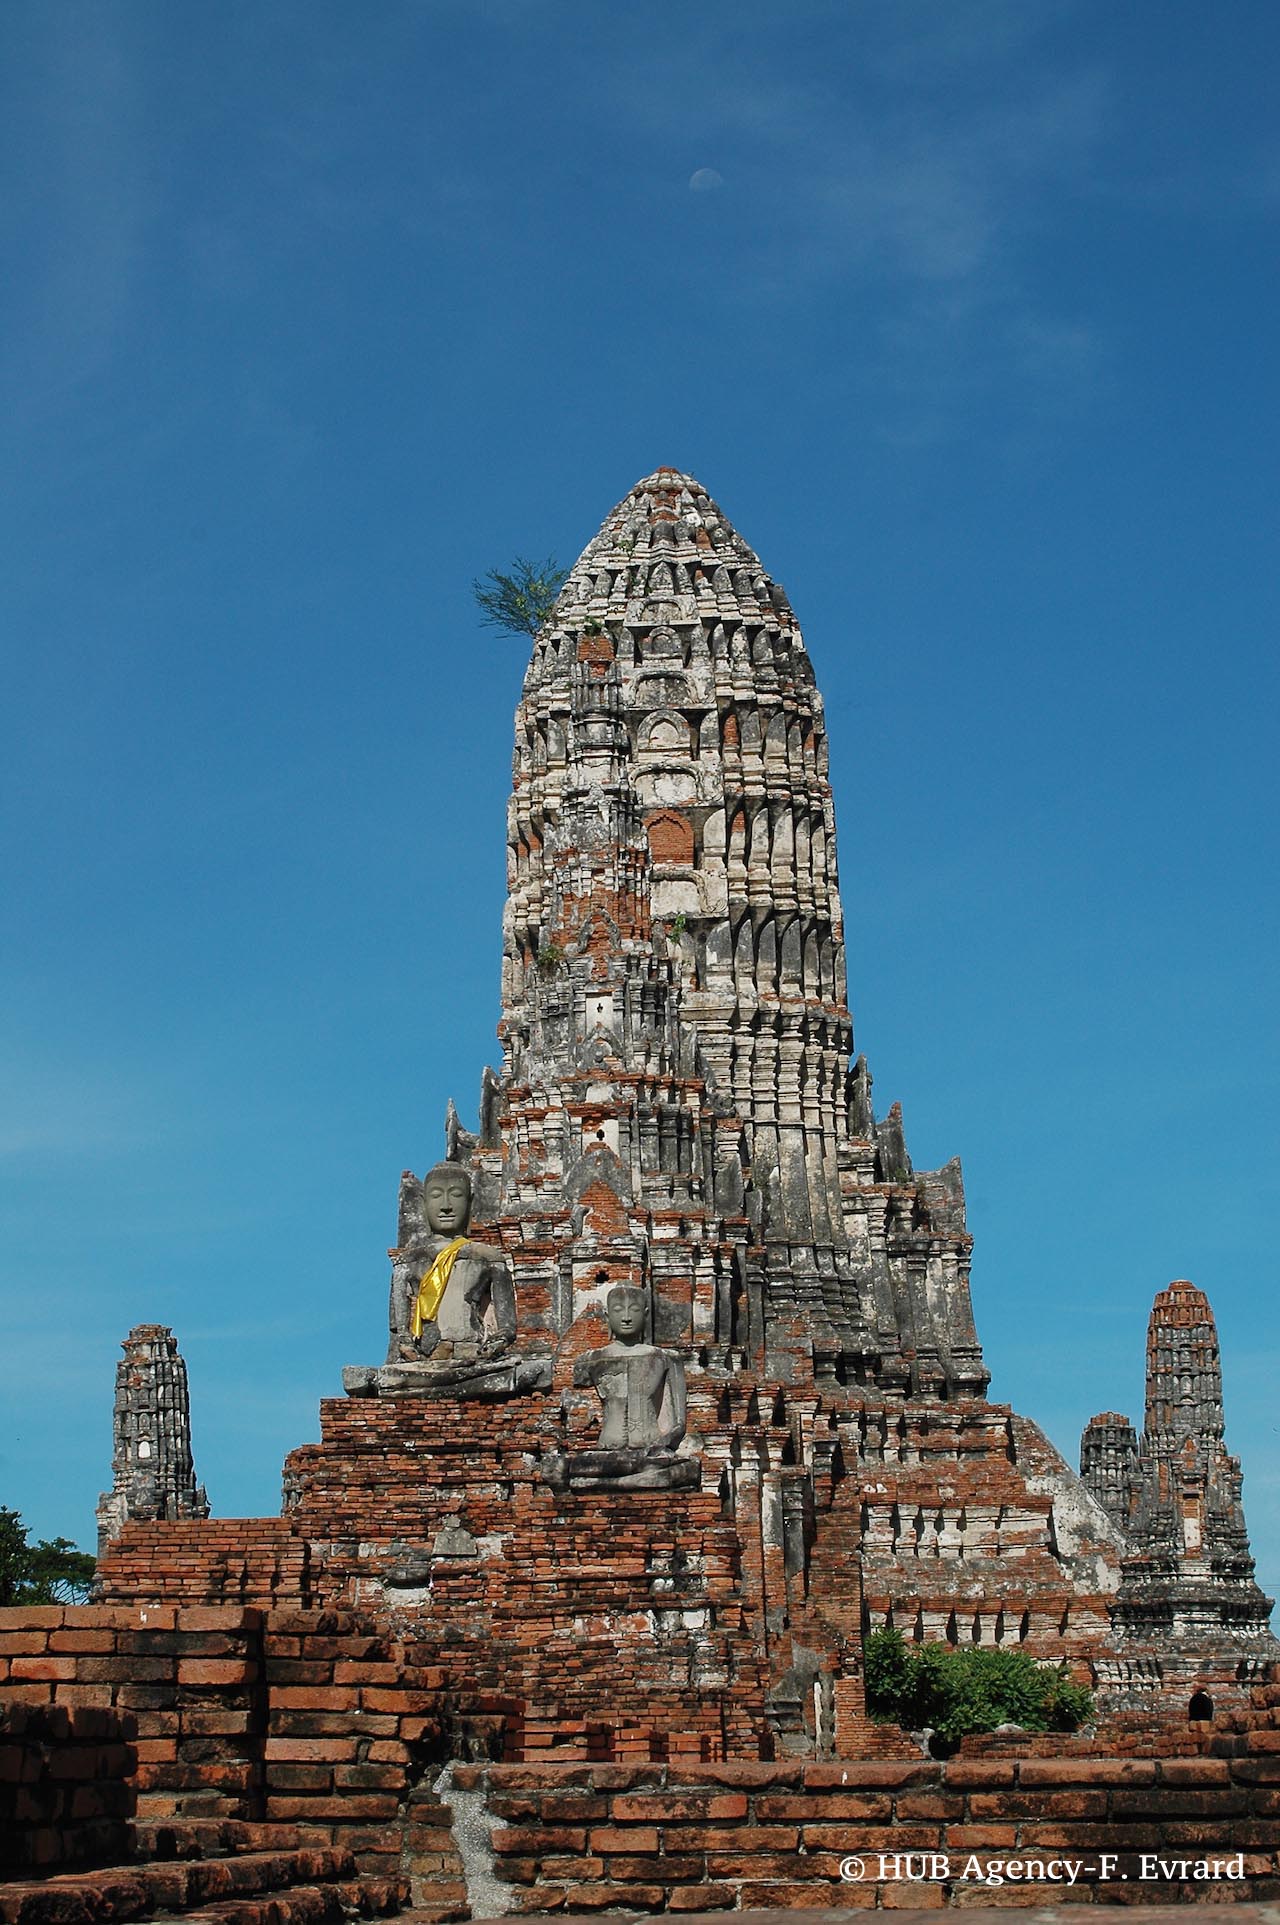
left=4, top=1607, right=1280, bottom=1914
left=453, top=1757, right=1280, bottom=1912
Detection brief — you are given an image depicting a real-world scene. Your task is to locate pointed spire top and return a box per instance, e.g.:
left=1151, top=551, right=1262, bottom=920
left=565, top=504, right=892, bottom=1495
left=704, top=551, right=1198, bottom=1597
left=1145, top=1277, right=1224, bottom=1444
left=543, top=471, right=796, bottom=642
left=1151, top=1278, right=1214, bottom=1323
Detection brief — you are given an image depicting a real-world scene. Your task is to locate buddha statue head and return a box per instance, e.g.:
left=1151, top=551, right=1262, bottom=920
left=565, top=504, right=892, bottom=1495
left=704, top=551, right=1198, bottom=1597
left=605, top=1283, right=648, bottom=1346
left=423, top=1162, right=472, bottom=1239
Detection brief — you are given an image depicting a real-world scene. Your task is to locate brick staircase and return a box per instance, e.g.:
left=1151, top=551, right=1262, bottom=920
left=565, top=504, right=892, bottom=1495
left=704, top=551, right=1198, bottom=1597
left=0, top=1821, right=410, bottom=1925
left=1205, top=1675, right=1280, bottom=1756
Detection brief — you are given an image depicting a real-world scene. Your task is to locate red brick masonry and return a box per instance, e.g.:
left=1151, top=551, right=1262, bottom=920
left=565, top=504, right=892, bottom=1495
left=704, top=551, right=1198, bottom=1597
left=5, top=1605, right=1280, bottom=1912
left=456, top=1758, right=1280, bottom=1911
left=0, top=1702, right=135, bottom=1876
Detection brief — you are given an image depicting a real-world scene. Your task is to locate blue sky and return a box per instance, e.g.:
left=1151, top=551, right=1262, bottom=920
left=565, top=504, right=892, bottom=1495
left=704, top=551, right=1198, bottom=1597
left=2, top=1, right=1277, bottom=1598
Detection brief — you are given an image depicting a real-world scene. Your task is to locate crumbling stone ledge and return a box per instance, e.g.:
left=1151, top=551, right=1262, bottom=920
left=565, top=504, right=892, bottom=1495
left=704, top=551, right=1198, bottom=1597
left=452, top=1757, right=1280, bottom=1911
left=471, top=1913, right=1280, bottom=1925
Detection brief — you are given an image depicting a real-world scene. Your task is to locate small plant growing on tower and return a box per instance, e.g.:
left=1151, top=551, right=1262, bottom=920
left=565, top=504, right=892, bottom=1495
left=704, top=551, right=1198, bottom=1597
left=472, top=557, right=568, bottom=638
left=536, top=943, right=566, bottom=976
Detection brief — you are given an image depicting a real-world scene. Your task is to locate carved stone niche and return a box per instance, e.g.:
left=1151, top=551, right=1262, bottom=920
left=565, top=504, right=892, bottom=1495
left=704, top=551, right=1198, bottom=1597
left=645, top=809, right=695, bottom=868
left=637, top=711, right=692, bottom=758
left=642, top=625, right=683, bottom=660
left=633, top=669, right=693, bottom=708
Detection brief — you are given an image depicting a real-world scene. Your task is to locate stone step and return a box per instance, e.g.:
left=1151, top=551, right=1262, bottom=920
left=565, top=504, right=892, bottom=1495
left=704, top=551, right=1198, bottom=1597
left=149, top=1887, right=347, bottom=1925
left=337, top=1878, right=410, bottom=1919
left=0, top=1848, right=411, bottom=1925
left=132, top=1823, right=308, bottom=1863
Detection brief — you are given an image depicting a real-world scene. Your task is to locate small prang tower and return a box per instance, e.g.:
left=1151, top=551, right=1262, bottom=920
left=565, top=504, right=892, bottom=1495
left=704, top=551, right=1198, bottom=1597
left=96, top=1324, right=209, bottom=1556
left=1082, top=1280, right=1275, bottom=1695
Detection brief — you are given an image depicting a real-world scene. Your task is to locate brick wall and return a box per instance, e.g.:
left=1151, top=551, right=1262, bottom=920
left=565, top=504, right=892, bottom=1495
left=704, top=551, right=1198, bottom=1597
left=92, top=1518, right=308, bottom=1608
left=458, top=1756, right=1280, bottom=1910
left=97, top=1395, right=776, bottom=1763
left=0, top=1701, right=135, bottom=1875
left=6, top=1602, right=1280, bottom=1907
left=0, top=1604, right=492, bottom=1893
left=0, top=1604, right=266, bottom=1823
left=260, top=1616, right=440, bottom=1881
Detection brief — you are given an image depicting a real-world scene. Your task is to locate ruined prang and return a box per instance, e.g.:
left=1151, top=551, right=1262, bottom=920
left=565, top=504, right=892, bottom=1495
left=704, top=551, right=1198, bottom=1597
left=1080, top=1410, right=1141, bottom=1530
left=491, top=466, right=988, bottom=1397
left=86, top=471, right=1273, bottom=1769
left=1083, top=1280, right=1275, bottom=1698
left=9, top=463, right=1280, bottom=1919
left=95, top=1325, right=209, bottom=1555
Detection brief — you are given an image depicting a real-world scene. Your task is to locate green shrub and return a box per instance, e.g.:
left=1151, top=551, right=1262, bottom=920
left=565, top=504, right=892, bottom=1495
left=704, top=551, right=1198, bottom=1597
left=863, top=1627, right=1093, bottom=1749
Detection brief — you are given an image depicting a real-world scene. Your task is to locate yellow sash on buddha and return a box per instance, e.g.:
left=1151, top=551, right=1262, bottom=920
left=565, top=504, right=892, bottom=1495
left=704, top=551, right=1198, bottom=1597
left=411, top=1236, right=468, bottom=1339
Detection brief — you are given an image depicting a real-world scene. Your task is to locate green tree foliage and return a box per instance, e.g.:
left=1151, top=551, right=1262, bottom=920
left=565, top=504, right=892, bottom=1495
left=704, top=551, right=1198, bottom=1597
left=864, top=1627, right=1093, bottom=1750
left=472, top=556, right=567, bottom=638
left=0, top=1507, right=95, bottom=1605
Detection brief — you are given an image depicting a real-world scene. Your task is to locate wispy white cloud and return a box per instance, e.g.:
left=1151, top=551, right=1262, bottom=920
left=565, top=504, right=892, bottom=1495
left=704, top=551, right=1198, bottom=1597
left=586, top=12, right=1111, bottom=434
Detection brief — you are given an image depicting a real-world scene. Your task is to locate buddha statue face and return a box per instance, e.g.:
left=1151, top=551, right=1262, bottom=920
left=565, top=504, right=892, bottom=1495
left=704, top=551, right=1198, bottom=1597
left=606, top=1284, right=647, bottom=1344
left=423, top=1164, right=472, bottom=1238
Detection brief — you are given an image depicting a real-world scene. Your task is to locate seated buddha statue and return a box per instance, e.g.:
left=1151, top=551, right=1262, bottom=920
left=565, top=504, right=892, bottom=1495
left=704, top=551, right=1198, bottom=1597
left=543, top=1283, right=699, bottom=1491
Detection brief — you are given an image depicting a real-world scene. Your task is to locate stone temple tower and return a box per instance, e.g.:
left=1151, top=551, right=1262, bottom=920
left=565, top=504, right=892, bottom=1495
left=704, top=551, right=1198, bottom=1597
left=88, top=469, right=1269, bottom=1759
left=1082, top=1280, right=1275, bottom=1695
left=96, top=1324, right=209, bottom=1555
left=479, top=466, right=988, bottom=1397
